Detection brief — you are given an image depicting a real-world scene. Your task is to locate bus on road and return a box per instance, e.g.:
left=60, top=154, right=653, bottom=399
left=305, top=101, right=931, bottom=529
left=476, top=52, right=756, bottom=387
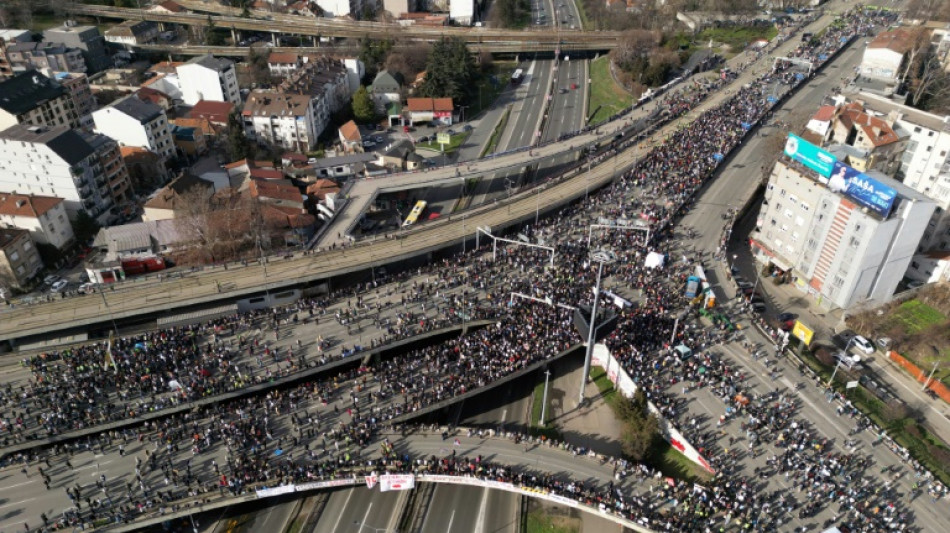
left=403, top=200, right=427, bottom=227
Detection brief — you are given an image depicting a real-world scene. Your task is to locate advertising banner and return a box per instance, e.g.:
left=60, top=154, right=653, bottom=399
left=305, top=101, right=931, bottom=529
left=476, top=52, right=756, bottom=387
left=256, top=485, right=296, bottom=498
left=379, top=474, right=415, bottom=492
left=784, top=134, right=836, bottom=178
left=791, top=321, right=814, bottom=346
left=828, top=161, right=896, bottom=218
left=295, top=478, right=360, bottom=492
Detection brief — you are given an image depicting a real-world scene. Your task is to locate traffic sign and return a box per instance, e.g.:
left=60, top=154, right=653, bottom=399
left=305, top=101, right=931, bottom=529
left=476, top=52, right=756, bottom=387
left=436, top=132, right=451, bottom=145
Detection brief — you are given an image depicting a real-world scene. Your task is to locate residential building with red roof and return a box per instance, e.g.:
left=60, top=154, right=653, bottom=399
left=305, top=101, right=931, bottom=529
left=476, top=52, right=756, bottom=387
left=0, top=193, right=74, bottom=250
left=405, top=97, right=453, bottom=125
left=188, top=100, right=234, bottom=129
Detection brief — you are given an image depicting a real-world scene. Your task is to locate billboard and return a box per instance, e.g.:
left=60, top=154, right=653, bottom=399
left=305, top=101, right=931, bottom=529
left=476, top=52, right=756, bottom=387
left=379, top=474, right=415, bottom=492
left=828, top=161, right=897, bottom=218
left=784, top=133, right=836, bottom=178
left=791, top=321, right=814, bottom=346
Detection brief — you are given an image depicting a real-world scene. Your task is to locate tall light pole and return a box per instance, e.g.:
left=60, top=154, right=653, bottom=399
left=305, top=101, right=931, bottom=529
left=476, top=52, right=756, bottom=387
left=579, top=250, right=615, bottom=405
left=535, top=186, right=541, bottom=226
left=540, top=368, right=551, bottom=426
left=922, top=361, right=940, bottom=392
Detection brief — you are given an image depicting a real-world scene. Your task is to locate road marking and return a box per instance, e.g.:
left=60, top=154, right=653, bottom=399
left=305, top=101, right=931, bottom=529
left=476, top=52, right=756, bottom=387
left=472, top=488, right=489, bottom=533
left=446, top=509, right=456, bottom=533
left=329, top=489, right=354, bottom=533
left=0, top=480, right=34, bottom=491
left=0, top=497, right=35, bottom=510
left=76, top=460, right=113, bottom=472
left=780, top=377, right=848, bottom=438
left=359, top=501, right=373, bottom=533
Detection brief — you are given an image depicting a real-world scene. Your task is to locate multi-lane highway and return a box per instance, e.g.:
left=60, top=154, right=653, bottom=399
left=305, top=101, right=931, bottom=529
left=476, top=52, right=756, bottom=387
left=0, top=4, right=855, bottom=347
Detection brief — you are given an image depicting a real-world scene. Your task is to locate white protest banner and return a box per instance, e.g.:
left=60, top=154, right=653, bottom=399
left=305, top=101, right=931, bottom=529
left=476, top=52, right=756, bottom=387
left=379, top=474, right=415, bottom=492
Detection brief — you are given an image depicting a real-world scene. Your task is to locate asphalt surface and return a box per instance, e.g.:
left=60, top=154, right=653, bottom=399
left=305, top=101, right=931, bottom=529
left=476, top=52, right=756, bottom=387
left=311, top=488, right=406, bottom=533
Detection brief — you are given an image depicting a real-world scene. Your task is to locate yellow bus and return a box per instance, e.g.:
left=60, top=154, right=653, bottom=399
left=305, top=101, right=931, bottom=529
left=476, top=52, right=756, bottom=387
left=402, top=200, right=427, bottom=227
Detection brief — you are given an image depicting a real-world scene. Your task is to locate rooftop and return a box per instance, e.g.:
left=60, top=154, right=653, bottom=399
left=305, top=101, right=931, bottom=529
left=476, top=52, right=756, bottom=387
left=267, top=52, right=299, bottom=64
left=187, top=100, right=233, bottom=124
left=0, top=124, right=94, bottom=165
left=242, top=90, right=312, bottom=117
left=339, top=120, right=361, bottom=142
left=406, top=97, right=454, bottom=112
left=0, top=29, right=31, bottom=42
left=856, top=91, right=950, bottom=133
left=183, top=54, right=234, bottom=72
left=0, top=193, right=64, bottom=219
left=867, top=28, right=916, bottom=53
left=110, top=95, right=164, bottom=123
left=143, top=173, right=213, bottom=211
left=0, top=70, right=66, bottom=116
left=0, top=227, right=29, bottom=249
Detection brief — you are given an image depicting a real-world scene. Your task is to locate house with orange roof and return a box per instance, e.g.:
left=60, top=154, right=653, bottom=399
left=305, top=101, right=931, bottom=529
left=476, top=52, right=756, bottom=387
left=0, top=193, right=74, bottom=250
left=248, top=178, right=305, bottom=210
left=187, top=100, right=233, bottom=130
left=405, top=97, right=453, bottom=125
left=149, top=0, right=186, bottom=14
left=338, top=119, right=362, bottom=151
left=860, top=28, right=917, bottom=83
left=267, top=52, right=301, bottom=77
left=825, top=101, right=907, bottom=176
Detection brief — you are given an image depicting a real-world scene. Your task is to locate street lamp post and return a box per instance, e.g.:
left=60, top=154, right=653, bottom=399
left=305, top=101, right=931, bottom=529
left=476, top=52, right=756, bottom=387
left=829, top=338, right=858, bottom=387
left=922, top=361, right=939, bottom=391
left=579, top=250, right=615, bottom=405
left=540, top=368, right=551, bottom=426
left=535, top=187, right=541, bottom=226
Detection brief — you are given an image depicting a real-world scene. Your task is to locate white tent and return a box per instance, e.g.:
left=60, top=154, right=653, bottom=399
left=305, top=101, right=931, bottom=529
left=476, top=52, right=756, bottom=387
left=644, top=252, right=665, bottom=269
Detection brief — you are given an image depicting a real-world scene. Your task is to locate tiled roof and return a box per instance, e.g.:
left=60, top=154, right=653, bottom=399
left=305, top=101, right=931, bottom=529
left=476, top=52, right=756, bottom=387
left=0, top=193, right=64, bottom=218
left=188, top=100, right=233, bottom=124
left=406, top=97, right=454, bottom=112
left=867, top=28, right=915, bottom=53
left=812, top=105, right=835, bottom=122
left=339, top=120, right=361, bottom=142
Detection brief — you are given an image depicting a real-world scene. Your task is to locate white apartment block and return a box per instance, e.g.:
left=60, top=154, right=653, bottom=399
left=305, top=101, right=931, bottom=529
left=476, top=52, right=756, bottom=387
left=0, top=70, right=79, bottom=132
left=242, top=91, right=320, bottom=152
left=0, top=193, right=74, bottom=250
left=0, top=125, right=121, bottom=224
left=752, top=150, right=935, bottom=311
left=175, top=55, right=241, bottom=106
left=450, top=0, right=475, bottom=25
left=316, top=0, right=358, bottom=17
left=92, top=95, right=175, bottom=161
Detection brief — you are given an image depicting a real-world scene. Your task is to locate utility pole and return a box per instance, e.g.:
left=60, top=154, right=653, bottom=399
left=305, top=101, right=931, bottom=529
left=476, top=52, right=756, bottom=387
left=922, top=361, right=939, bottom=391
left=579, top=250, right=614, bottom=405
left=540, top=369, right=551, bottom=426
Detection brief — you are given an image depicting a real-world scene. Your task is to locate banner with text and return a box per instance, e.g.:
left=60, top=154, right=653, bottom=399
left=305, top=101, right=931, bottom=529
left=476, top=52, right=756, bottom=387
left=828, top=161, right=896, bottom=218
left=379, top=474, right=415, bottom=492
left=784, top=133, right=836, bottom=178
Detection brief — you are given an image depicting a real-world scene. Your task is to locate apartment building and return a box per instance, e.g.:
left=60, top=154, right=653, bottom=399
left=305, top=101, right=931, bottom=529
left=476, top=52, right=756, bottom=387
left=242, top=91, right=320, bottom=152
left=104, top=20, right=160, bottom=47
left=0, top=70, right=80, bottom=131
left=0, top=29, right=33, bottom=78
left=0, top=228, right=43, bottom=290
left=176, top=55, right=241, bottom=106
left=4, top=42, right=87, bottom=74
left=92, top=95, right=175, bottom=161
left=751, top=134, right=935, bottom=310
left=43, top=24, right=111, bottom=73
left=48, top=71, right=97, bottom=131
left=0, top=193, right=74, bottom=250
left=0, top=124, right=120, bottom=223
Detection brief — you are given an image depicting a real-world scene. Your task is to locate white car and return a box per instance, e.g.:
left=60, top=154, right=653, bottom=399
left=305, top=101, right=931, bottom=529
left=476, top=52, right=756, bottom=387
left=50, top=280, right=69, bottom=293
left=851, top=335, right=874, bottom=355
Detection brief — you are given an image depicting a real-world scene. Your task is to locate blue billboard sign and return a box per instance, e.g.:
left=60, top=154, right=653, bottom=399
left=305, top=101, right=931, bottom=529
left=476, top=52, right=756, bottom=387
left=828, top=162, right=897, bottom=218
left=784, top=134, right=836, bottom=178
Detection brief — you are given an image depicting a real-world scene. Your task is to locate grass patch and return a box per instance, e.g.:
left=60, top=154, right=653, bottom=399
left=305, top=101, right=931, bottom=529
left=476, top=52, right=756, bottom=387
left=287, top=517, right=303, bottom=533
left=529, top=379, right=563, bottom=440
left=890, top=299, right=946, bottom=335
left=417, top=131, right=471, bottom=153
left=587, top=56, right=632, bottom=126
left=526, top=510, right=580, bottom=533
left=589, top=367, right=711, bottom=482
left=481, top=107, right=510, bottom=156
left=799, top=348, right=950, bottom=486
left=697, top=25, right=779, bottom=50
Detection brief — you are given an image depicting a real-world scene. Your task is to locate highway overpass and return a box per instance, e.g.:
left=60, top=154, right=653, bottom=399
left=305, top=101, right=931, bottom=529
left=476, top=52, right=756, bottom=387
left=65, top=2, right=618, bottom=51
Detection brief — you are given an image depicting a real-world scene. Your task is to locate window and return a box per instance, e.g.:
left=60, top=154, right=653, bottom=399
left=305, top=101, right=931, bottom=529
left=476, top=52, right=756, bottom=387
left=832, top=275, right=845, bottom=288
left=795, top=216, right=805, bottom=226
left=780, top=189, right=786, bottom=197
left=22, top=242, right=31, bottom=251
left=912, top=261, right=920, bottom=269
left=9, top=251, right=19, bottom=262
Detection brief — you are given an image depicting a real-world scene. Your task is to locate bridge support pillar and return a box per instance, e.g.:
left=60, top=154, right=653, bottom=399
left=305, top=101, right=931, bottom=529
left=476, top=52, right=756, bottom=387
left=272, top=33, right=278, bottom=46
left=231, top=28, right=237, bottom=43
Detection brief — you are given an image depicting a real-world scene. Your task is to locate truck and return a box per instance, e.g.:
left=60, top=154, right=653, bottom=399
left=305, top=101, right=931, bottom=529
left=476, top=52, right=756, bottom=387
left=685, top=275, right=701, bottom=299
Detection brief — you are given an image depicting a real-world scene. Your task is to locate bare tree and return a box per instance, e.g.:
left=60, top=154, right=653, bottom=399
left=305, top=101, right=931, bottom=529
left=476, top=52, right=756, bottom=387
left=610, top=29, right=661, bottom=71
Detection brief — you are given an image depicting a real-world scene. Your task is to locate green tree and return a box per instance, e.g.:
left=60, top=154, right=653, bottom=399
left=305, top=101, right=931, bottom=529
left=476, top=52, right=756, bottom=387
left=358, top=38, right=393, bottom=83
left=247, top=46, right=272, bottom=86
left=351, top=85, right=376, bottom=123
left=615, top=390, right=660, bottom=461
left=417, top=37, right=478, bottom=105
left=72, top=211, right=101, bottom=244
left=226, top=111, right=251, bottom=160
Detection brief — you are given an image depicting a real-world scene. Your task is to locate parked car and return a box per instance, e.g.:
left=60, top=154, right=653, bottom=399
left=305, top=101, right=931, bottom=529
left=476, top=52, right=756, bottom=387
left=50, top=280, right=69, bottom=293
left=876, top=337, right=892, bottom=351
left=43, top=274, right=61, bottom=285
left=362, top=140, right=376, bottom=148
left=751, top=302, right=767, bottom=313
left=852, top=335, right=874, bottom=355
left=374, top=136, right=383, bottom=143
left=417, top=136, right=430, bottom=143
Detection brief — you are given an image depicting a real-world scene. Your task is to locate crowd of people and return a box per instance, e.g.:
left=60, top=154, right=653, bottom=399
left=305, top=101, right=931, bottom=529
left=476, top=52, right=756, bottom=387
left=3, top=6, right=940, bottom=532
